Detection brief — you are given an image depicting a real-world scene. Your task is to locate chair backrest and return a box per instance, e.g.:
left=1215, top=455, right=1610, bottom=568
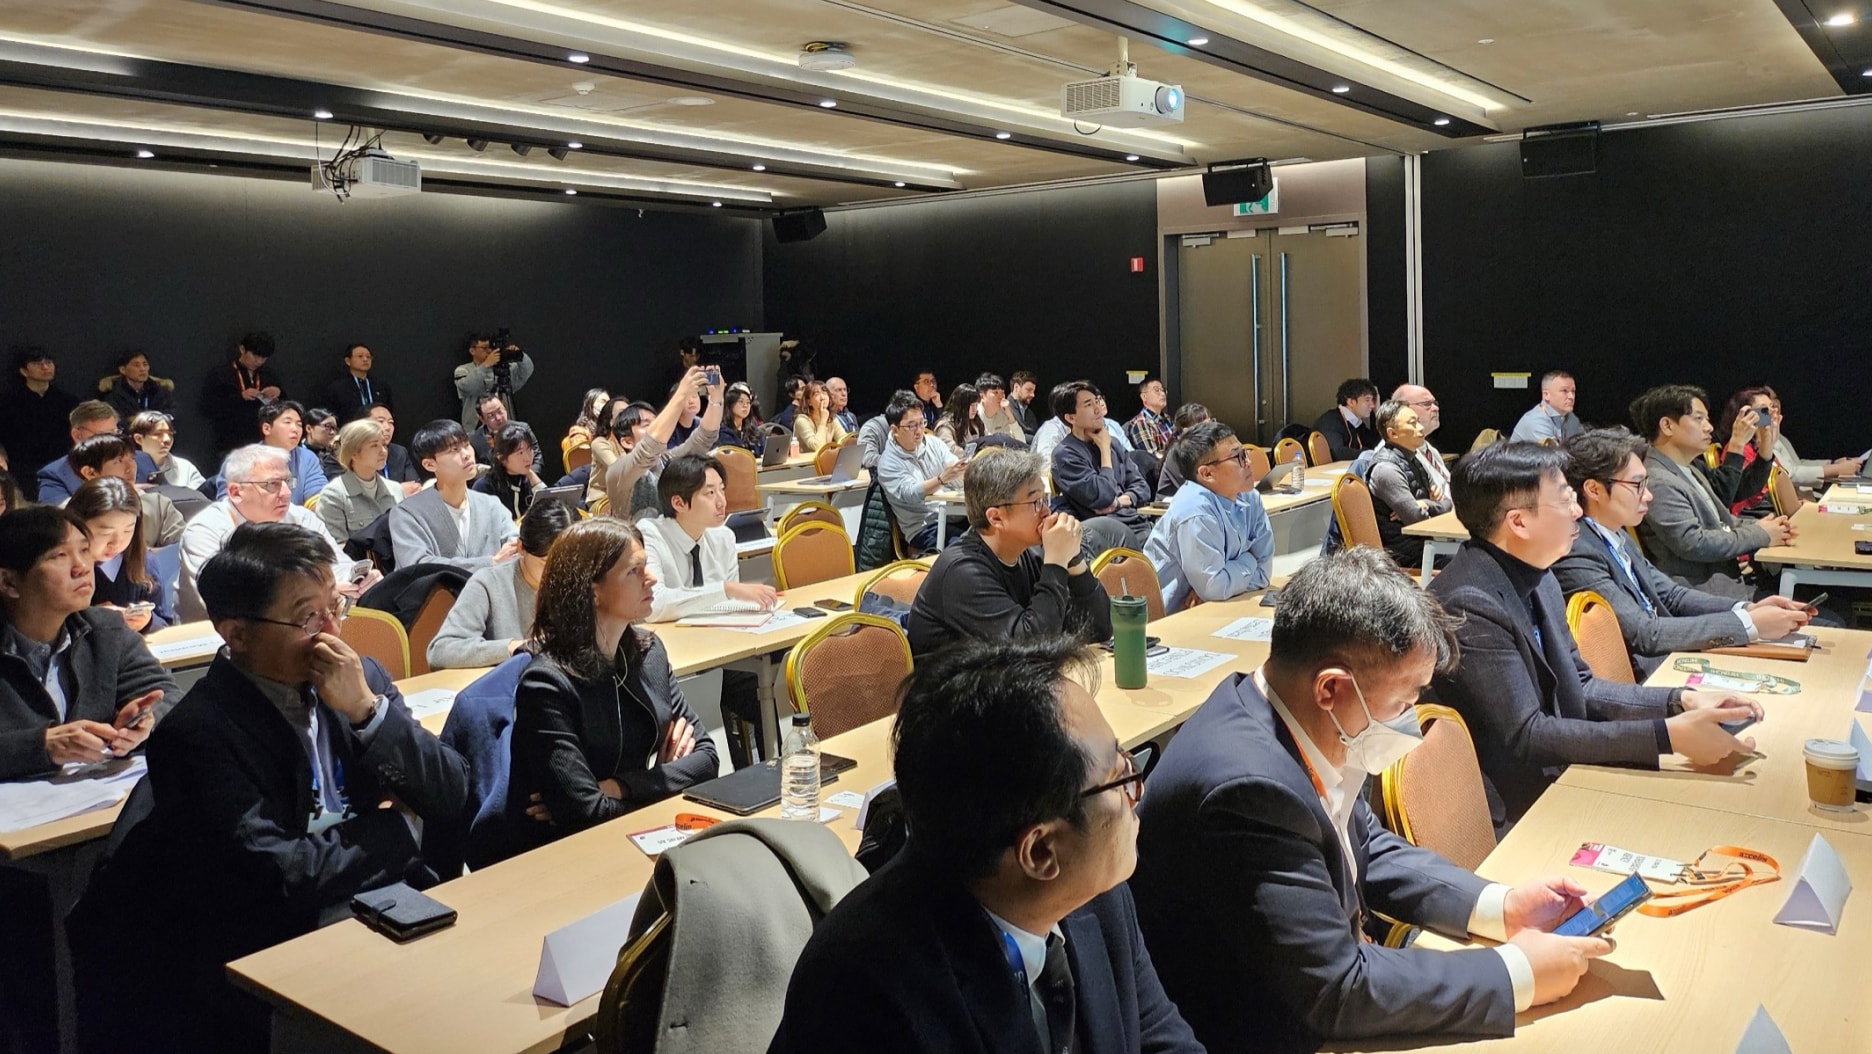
left=1378, top=704, right=1496, bottom=872
left=855, top=558, right=929, bottom=609
left=146, top=544, right=181, bottom=620
left=1272, top=436, right=1305, bottom=467
left=778, top=500, right=843, bottom=535
left=303, top=492, right=320, bottom=510
left=1467, top=427, right=1502, bottom=453
left=405, top=582, right=455, bottom=677
left=1244, top=444, right=1271, bottom=485
left=812, top=442, right=840, bottom=476
left=783, top=613, right=914, bottom=739
left=1305, top=431, right=1332, bottom=466
left=1330, top=473, right=1385, bottom=552
left=1703, top=443, right=1720, bottom=469
left=1624, top=524, right=1647, bottom=559
left=708, top=446, right=759, bottom=513
left=1565, top=589, right=1634, bottom=683
left=565, top=444, right=592, bottom=472
left=1768, top=461, right=1801, bottom=517
left=339, top=606, right=411, bottom=679
left=1090, top=547, right=1165, bottom=622
left=593, top=912, right=672, bottom=1054
left=771, top=521, right=854, bottom=590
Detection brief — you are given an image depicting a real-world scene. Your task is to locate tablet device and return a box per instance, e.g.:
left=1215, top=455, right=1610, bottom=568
left=725, top=508, right=771, bottom=545
left=681, top=752, right=858, bottom=816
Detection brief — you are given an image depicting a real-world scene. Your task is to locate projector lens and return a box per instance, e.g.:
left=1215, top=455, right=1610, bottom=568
left=1156, top=86, right=1183, bottom=114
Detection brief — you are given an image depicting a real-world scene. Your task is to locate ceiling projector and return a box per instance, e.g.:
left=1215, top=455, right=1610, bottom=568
left=311, top=147, right=421, bottom=200
left=1060, top=74, right=1184, bottom=127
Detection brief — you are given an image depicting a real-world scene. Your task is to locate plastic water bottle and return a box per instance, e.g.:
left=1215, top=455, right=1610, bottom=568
left=780, top=712, right=821, bottom=820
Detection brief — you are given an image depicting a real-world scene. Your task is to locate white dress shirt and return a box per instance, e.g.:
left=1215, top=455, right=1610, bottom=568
left=984, top=908, right=1065, bottom=1052
left=638, top=515, right=742, bottom=622
left=178, top=502, right=348, bottom=621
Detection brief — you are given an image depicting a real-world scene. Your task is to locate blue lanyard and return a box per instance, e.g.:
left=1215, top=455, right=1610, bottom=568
left=1588, top=520, right=1655, bottom=615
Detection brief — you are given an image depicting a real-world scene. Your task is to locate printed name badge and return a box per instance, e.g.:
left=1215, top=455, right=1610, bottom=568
left=1571, top=842, right=1685, bottom=882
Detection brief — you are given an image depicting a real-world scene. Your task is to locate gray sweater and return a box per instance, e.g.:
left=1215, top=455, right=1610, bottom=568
left=426, top=560, right=537, bottom=669
left=388, top=487, right=519, bottom=572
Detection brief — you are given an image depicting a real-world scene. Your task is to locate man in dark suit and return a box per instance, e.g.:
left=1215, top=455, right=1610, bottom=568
left=1309, top=377, right=1380, bottom=461
left=769, top=636, right=1201, bottom=1054
left=1554, top=428, right=1811, bottom=679
left=1428, top=442, right=1759, bottom=833
left=323, top=341, right=394, bottom=421
left=1132, top=547, right=1610, bottom=1054
left=69, top=522, right=469, bottom=1054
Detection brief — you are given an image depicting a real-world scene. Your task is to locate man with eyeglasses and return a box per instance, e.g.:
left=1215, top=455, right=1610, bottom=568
left=1143, top=421, right=1272, bottom=612
left=1389, top=383, right=1452, bottom=492
left=178, top=444, right=373, bottom=620
left=1366, top=399, right=1452, bottom=567
left=877, top=394, right=967, bottom=554
left=769, top=635, right=1200, bottom=1054
left=1628, top=384, right=1795, bottom=602
left=1134, top=548, right=1611, bottom=1053
left=1428, top=441, right=1759, bottom=834
left=71, top=522, right=468, bottom=1054
left=907, top=449, right=1113, bottom=657
left=1553, top=428, right=1811, bottom=680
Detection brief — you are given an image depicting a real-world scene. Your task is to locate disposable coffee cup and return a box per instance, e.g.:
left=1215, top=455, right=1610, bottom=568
left=1802, top=738, right=1859, bottom=813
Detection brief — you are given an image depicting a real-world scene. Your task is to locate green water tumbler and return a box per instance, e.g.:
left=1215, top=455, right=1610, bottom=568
left=1112, top=594, right=1148, bottom=689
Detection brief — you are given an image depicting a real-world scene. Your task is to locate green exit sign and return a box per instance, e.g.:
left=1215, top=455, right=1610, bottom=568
left=1231, top=180, right=1280, bottom=215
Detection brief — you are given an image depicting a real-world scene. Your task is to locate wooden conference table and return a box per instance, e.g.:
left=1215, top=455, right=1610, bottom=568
left=1755, top=483, right=1872, bottom=597
left=228, top=589, right=1281, bottom=1054
left=1402, top=508, right=1468, bottom=577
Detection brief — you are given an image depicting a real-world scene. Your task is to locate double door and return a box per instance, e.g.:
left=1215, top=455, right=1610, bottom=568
left=1175, top=227, right=1365, bottom=446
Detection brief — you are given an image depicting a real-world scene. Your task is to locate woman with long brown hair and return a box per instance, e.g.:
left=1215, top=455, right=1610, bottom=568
left=69, top=476, right=173, bottom=632
left=792, top=379, right=848, bottom=452
left=508, top=518, right=717, bottom=849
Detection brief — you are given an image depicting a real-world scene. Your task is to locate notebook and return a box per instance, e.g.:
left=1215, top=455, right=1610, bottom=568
left=682, top=753, right=858, bottom=816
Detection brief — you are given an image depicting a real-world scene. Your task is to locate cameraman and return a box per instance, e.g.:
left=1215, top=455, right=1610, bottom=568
left=453, top=330, right=534, bottom=429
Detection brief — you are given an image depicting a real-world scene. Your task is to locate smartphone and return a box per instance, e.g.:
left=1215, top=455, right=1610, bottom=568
left=1720, top=714, right=1757, bottom=736
left=815, top=598, right=854, bottom=612
left=1553, top=873, right=1653, bottom=937
left=1806, top=592, right=1830, bottom=613
left=1856, top=541, right=1872, bottom=556
left=704, top=366, right=722, bottom=386
left=1259, top=588, right=1282, bottom=608
left=793, top=607, right=828, bottom=619
left=346, top=559, right=374, bottom=584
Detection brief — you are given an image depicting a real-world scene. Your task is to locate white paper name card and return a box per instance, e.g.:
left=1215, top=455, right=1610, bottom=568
left=1851, top=721, right=1872, bottom=782
left=1211, top=616, right=1273, bottom=643
left=854, top=777, right=896, bottom=831
left=1772, top=834, right=1851, bottom=935
left=532, top=892, right=643, bottom=1007
left=1733, top=1005, right=1792, bottom=1054
left=146, top=633, right=222, bottom=662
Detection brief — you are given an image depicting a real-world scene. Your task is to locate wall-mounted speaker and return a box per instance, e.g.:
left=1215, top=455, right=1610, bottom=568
left=772, top=208, right=828, bottom=243
left=1201, top=161, right=1273, bottom=207
left=1521, top=123, right=1600, bottom=178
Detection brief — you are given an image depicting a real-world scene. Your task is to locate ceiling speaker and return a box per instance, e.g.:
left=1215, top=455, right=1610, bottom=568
left=1201, top=161, right=1273, bottom=207
left=772, top=208, right=827, bottom=243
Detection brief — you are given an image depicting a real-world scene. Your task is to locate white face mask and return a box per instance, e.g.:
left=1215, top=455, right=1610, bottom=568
left=1326, top=675, right=1423, bottom=775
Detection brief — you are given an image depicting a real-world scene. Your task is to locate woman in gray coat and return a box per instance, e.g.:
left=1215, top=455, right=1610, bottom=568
left=317, top=418, right=404, bottom=543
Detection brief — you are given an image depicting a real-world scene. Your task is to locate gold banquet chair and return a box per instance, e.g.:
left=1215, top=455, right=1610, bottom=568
left=1090, top=547, right=1165, bottom=622
left=1378, top=704, right=1497, bottom=872
left=783, top=613, right=914, bottom=740
left=771, top=521, right=854, bottom=591
left=1565, top=590, right=1634, bottom=684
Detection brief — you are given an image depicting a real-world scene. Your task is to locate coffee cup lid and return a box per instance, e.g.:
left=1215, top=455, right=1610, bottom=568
left=1803, top=738, right=1859, bottom=766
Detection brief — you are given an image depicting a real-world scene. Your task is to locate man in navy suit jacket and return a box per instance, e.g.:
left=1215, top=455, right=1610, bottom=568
left=1132, top=548, right=1613, bottom=1054
left=769, top=636, right=1201, bottom=1054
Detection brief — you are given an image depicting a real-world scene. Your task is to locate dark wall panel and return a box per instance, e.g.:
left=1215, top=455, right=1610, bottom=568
left=1363, top=154, right=1408, bottom=390
left=1420, top=105, right=1872, bottom=455
left=0, top=159, right=762, bottom=472
left=761, top=180, right=1160, bottom=417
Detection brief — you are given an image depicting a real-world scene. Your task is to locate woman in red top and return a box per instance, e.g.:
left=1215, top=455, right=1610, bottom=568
left=1715, top=386, right=1779, bottom=517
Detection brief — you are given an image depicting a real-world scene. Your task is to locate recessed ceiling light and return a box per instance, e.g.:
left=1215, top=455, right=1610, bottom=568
left=1627, top=111, right=1640, bottom=116
left=135, top=149, right=154, bottom=158
left=568, top=52, right=591, bottom=63
left=564, top=188, right=577, bottom=195
left=669, top=96, right=715, bottom=106
left=313, top=108, right=333, bottom=120
left=818, top=99, right=838, bottom=108
left=1433, top=117, right=1450, bottom=126
left=1863, top=68, right=1872, bottom=76
left=1188, top=37, right=1209, bottom=46
left=1477, top=38, right=1494, bottom=44
left=994, top=131, right=1012, bottom=139
left=1125, top=153, right=1140, bottom=161
left=711, top=201, right=723, bottom=207
left=1823, top=13, right=1855, bottom=26
left=751, top=163, right=766, bottom=171
left=566, top=141, right=583, bottom=149
left=893, top=181, right=906, bottom=187
left=1330, top=85, right=1350, bottom=94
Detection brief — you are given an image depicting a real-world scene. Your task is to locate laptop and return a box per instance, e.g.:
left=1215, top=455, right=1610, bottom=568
left=539, top=483, right=585, bottom=509
left=725, top=508, right=771, bottom=546
left=1256, top=458, right=1305, bottom=493
left=797, top=442, right=863, bottom=486
left=760, top=425, right=794, bottom=467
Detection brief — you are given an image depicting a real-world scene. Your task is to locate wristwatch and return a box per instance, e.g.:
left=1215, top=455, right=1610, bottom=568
left=1667, top=686, right=1686, bottom=716
left=350, top=694, right=386, bottom=732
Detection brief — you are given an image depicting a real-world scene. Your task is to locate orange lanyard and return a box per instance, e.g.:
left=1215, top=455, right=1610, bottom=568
left=1637, top=845, right=1781, bottom=917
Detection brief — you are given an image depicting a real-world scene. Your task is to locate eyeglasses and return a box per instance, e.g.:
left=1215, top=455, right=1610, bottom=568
left=1080, top=749, right=1146, bottom=808
left=1602, top=477, right=1647, bottom=494
left=231, top=477, right=296, bottom=494
left=1518, top=485, right=1580, bottom=514
left=247, top=595, right=352, bottom=637
left=894, top=419, right=925, bottom=432
left=1406, top=399, right=1439, bottom=409
left=991, top=495, right=1050, bottom=516
left=1200, top=449, right=1250, bottom=471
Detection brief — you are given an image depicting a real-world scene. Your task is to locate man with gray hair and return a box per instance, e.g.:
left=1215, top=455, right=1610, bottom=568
left=178, top=444, right=375, bottom=619
left=1132, top=547, right=1613, bottom=1053
left=1389, top=382, right=1451, bottom=492
left=906, top=448, right=1113, bottom=657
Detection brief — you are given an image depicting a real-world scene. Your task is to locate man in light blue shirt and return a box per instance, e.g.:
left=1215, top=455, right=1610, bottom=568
left=1144, top=421, right=1274, bottom=612
left=1508, top=371, right=1582, bottom=444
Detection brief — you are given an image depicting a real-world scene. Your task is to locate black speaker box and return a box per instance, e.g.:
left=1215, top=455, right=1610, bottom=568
left=1201, top=164, right=1273, bottom=207
left=772, top=208, right=827, bottom=243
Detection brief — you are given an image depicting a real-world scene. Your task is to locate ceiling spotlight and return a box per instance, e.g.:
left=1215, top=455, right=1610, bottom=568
left=547, top=147, right=568, bottom=160
left=1187, top=36, right=1209, bottom=46
left=994, top=131, right=1012, bottom=139
left=1477, top=38, right=1495, bottom=44
left=711, top=201, right=723, bottom=207
left=1864, top=68, right=1872, bottom=76
left=466, top=138, right=488, bottom=152
left=893, top=181, right=906, bottom=187
left=511, top=143, right=532, bottom=156
left=818, top=99, right=838, bottom=108
left=1125, top=153, right=1141, bottom=161
left=1823, top=13, right=1855, bottom=26
left=1330, top=85, right=1350, bottom=94
left=1433, top=117, right=1451, bottom=126
left=566, top=141, right=583, bottom=149
left=135, top=149, right=155, bottom=159
left=422, top=133, right=445, bottom=145
left=568, top=52, right=590, bottom=63
left=799, top=41, right=856, bottom=72
left=313, top=108, right=334, bottom=119
left=751, top=163, right=767, bottom=171
left=565, top=188, right=577, bottom=195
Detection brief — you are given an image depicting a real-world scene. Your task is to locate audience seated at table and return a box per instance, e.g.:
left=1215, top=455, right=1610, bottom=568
left=1428, top=441, right=1759, bottom=833
left=1765, top=388, right=1864, bottom=495
left=1050, top=381, right=1154, bottom=549
left=1712, top=386, right=1781, bottom=516
left=1007, top=369, right=1041, bottom=436
left=1310, top=377, right=1380, bottom=461
left=212, top=400, right=326, bottom=505
left=180, top=444, right=374, bottom=620
left=507, top=518, right=718, bottom=853
left=1365, top=398, right=1453, bottom=567
left=59, top=433, right=186, bottom=548
left=390, top=419, right=521, bottom=572
left=585, top=395, right=642, bottom=505
left=70, top=521, right=469, bottom=1054
left=856, top=389, right=913, bottom=469
left=717, top=381, right=767, bottom=456
left=1628, top=385, right=1793, bottom=602
left=769, top=635, right=1203, bottom=1054
left=1386, top=383, right=1452, bottom=493
left=1131, top=548, right=1610, bottom=1053
left=770, top=376, right=806, bottom=434
left=1509, top=370, right=1582, bottom=445
left=1553, top=428, right=1812, bottom=679
left=317, top=418, right=406, bottom=542
left=1031, top=382, right=1133, bottom=462
left=305, top=406, right=340, bottom=482
left=907, top=449, right=1113, bottom=656
left=0, top=505, right=178, bottom=780
left=35, top=400, right=131, bottom=504
left=561, top=386, right=610, bottom=457
left=128, top=409, right=206, bottom=491
left=468, top=392, right=542, bottom=474
left=931, top=383, right=982, bottom=458
left=1155, top=402, right=1211, bottom=500
left=828, top=376, right=858, bottom=433
left=1143, top=421, right=1273, bottom=611
left=362, top=402, right=424, bottom=495
left=1124, top=375, right=1174, bottom=469
left=973, top=372, right=1025, bottom=446
left=793, top=379, right=849, bottom=453
left=911, top=369, right=943, bottom=429
left=428, top=499, right=574, bottom=670
left=70, top=476, right=176, bottom=633
left=601, top=366, right=724, bottom=518
left=473, top=422, right=548, bottom=520
left=878, top=392, right=969, bottom=554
